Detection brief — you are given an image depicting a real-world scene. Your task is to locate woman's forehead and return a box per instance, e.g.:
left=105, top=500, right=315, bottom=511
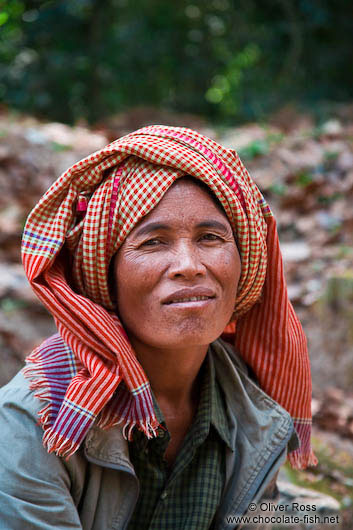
left=172, top=175, right=228, bottom=214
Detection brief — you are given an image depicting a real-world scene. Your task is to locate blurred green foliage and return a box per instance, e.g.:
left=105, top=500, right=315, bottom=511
left=0, top=0, right=352, bottom=124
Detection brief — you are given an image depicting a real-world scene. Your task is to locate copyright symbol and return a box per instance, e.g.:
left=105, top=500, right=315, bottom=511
left=248, top=502, right=257, bottom=511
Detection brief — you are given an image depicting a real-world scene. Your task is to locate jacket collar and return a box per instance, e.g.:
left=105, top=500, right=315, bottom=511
left=211, top=339, right=298, bottom=452
left=84, top=422, right=133, bottom=473
left=84, top=339, right=298, bottom=469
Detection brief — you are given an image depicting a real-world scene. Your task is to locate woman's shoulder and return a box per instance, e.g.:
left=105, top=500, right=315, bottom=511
left=0, top=370, right=42, bottom=420
left=0, top=370, right=85, bottom=529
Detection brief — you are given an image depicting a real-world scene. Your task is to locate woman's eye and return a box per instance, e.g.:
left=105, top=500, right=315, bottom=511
left=141, top=238, right=163, bottom=247
left=200, top=233, right=222, bottom=242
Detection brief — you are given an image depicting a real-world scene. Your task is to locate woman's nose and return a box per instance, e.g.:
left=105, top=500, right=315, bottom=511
left=167, top=241, right=206, bottom=280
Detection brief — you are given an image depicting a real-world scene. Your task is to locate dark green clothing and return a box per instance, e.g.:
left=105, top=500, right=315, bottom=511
left=127, top=354, right=232, bottom=530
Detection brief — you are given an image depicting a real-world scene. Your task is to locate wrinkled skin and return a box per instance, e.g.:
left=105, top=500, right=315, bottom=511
left=114, top=177, right=241, bottom=356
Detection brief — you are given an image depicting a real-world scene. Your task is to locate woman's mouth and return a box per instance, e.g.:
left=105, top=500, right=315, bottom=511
left=162, top=288, right=216, bottom=307
left=165, top=295, right=213, bottom=305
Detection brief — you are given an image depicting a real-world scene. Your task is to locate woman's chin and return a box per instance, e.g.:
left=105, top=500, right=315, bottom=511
left=147, top=322, right=222, bottom=351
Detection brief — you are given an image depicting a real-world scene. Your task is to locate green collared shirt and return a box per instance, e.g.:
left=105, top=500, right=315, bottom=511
left=127, top=353, right=232, bottom=530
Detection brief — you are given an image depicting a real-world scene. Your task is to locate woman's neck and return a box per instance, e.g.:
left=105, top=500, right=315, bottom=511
left=130, top=340, right=209, bottom=465
left=130, top=340, right=208, bottom=408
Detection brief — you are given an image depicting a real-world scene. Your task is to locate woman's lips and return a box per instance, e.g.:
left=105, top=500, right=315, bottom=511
left=166, top=295, right=211, bottom=304
left=162, top=287, right=216, bottom=306
left=163, top=298, right=215, bottom=311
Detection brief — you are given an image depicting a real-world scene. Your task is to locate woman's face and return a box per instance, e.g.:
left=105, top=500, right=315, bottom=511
left=114, top=178, right=241, bottom=354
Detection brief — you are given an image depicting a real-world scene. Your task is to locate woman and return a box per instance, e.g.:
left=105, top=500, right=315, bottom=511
left=0, top=125, right=316, bottom=529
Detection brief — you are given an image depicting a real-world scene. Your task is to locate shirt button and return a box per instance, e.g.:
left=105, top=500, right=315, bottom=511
left=160, top=490, right=168, bottom=500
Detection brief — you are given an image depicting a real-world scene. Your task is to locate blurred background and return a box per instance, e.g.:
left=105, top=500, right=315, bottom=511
left=1, top=0, right=353, bottom=124
left=0, top=1, right=353, bottom=527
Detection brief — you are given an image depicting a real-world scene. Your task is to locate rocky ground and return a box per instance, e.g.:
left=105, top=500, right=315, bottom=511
left=1, top=105, right=352, bottom=528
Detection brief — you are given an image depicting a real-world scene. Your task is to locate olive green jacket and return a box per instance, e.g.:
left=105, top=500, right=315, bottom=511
left=0, top=339, right=298, bottom=529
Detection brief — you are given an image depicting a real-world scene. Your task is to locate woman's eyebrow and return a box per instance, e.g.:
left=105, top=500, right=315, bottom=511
left=134, top=222, right=170, bottom=237
left=134, top=219, right=230, bottom=238
left=195, top=220, right=230, bottom=232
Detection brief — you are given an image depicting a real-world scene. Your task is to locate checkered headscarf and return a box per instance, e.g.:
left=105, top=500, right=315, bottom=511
left=22, top=125, right=316, bottom=469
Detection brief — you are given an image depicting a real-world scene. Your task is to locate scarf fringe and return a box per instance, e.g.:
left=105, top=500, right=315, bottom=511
left=42, top=430, right=79, bottom=458
left=98, top=412, right=159, bottom=442
left=122, top=420, right=137, bottom=441
left=22, top=363, right=78, bottom=458
left=22, top=363, right=54, bottom=430
left=122, top=419, right=160, bottom=441
left=22, top=346, right=160, bottom=457
left=288, top=449, right=318, bottom=470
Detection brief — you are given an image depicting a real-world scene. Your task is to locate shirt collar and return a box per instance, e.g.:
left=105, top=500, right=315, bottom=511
left=208, top=352, right=233, bottom=450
